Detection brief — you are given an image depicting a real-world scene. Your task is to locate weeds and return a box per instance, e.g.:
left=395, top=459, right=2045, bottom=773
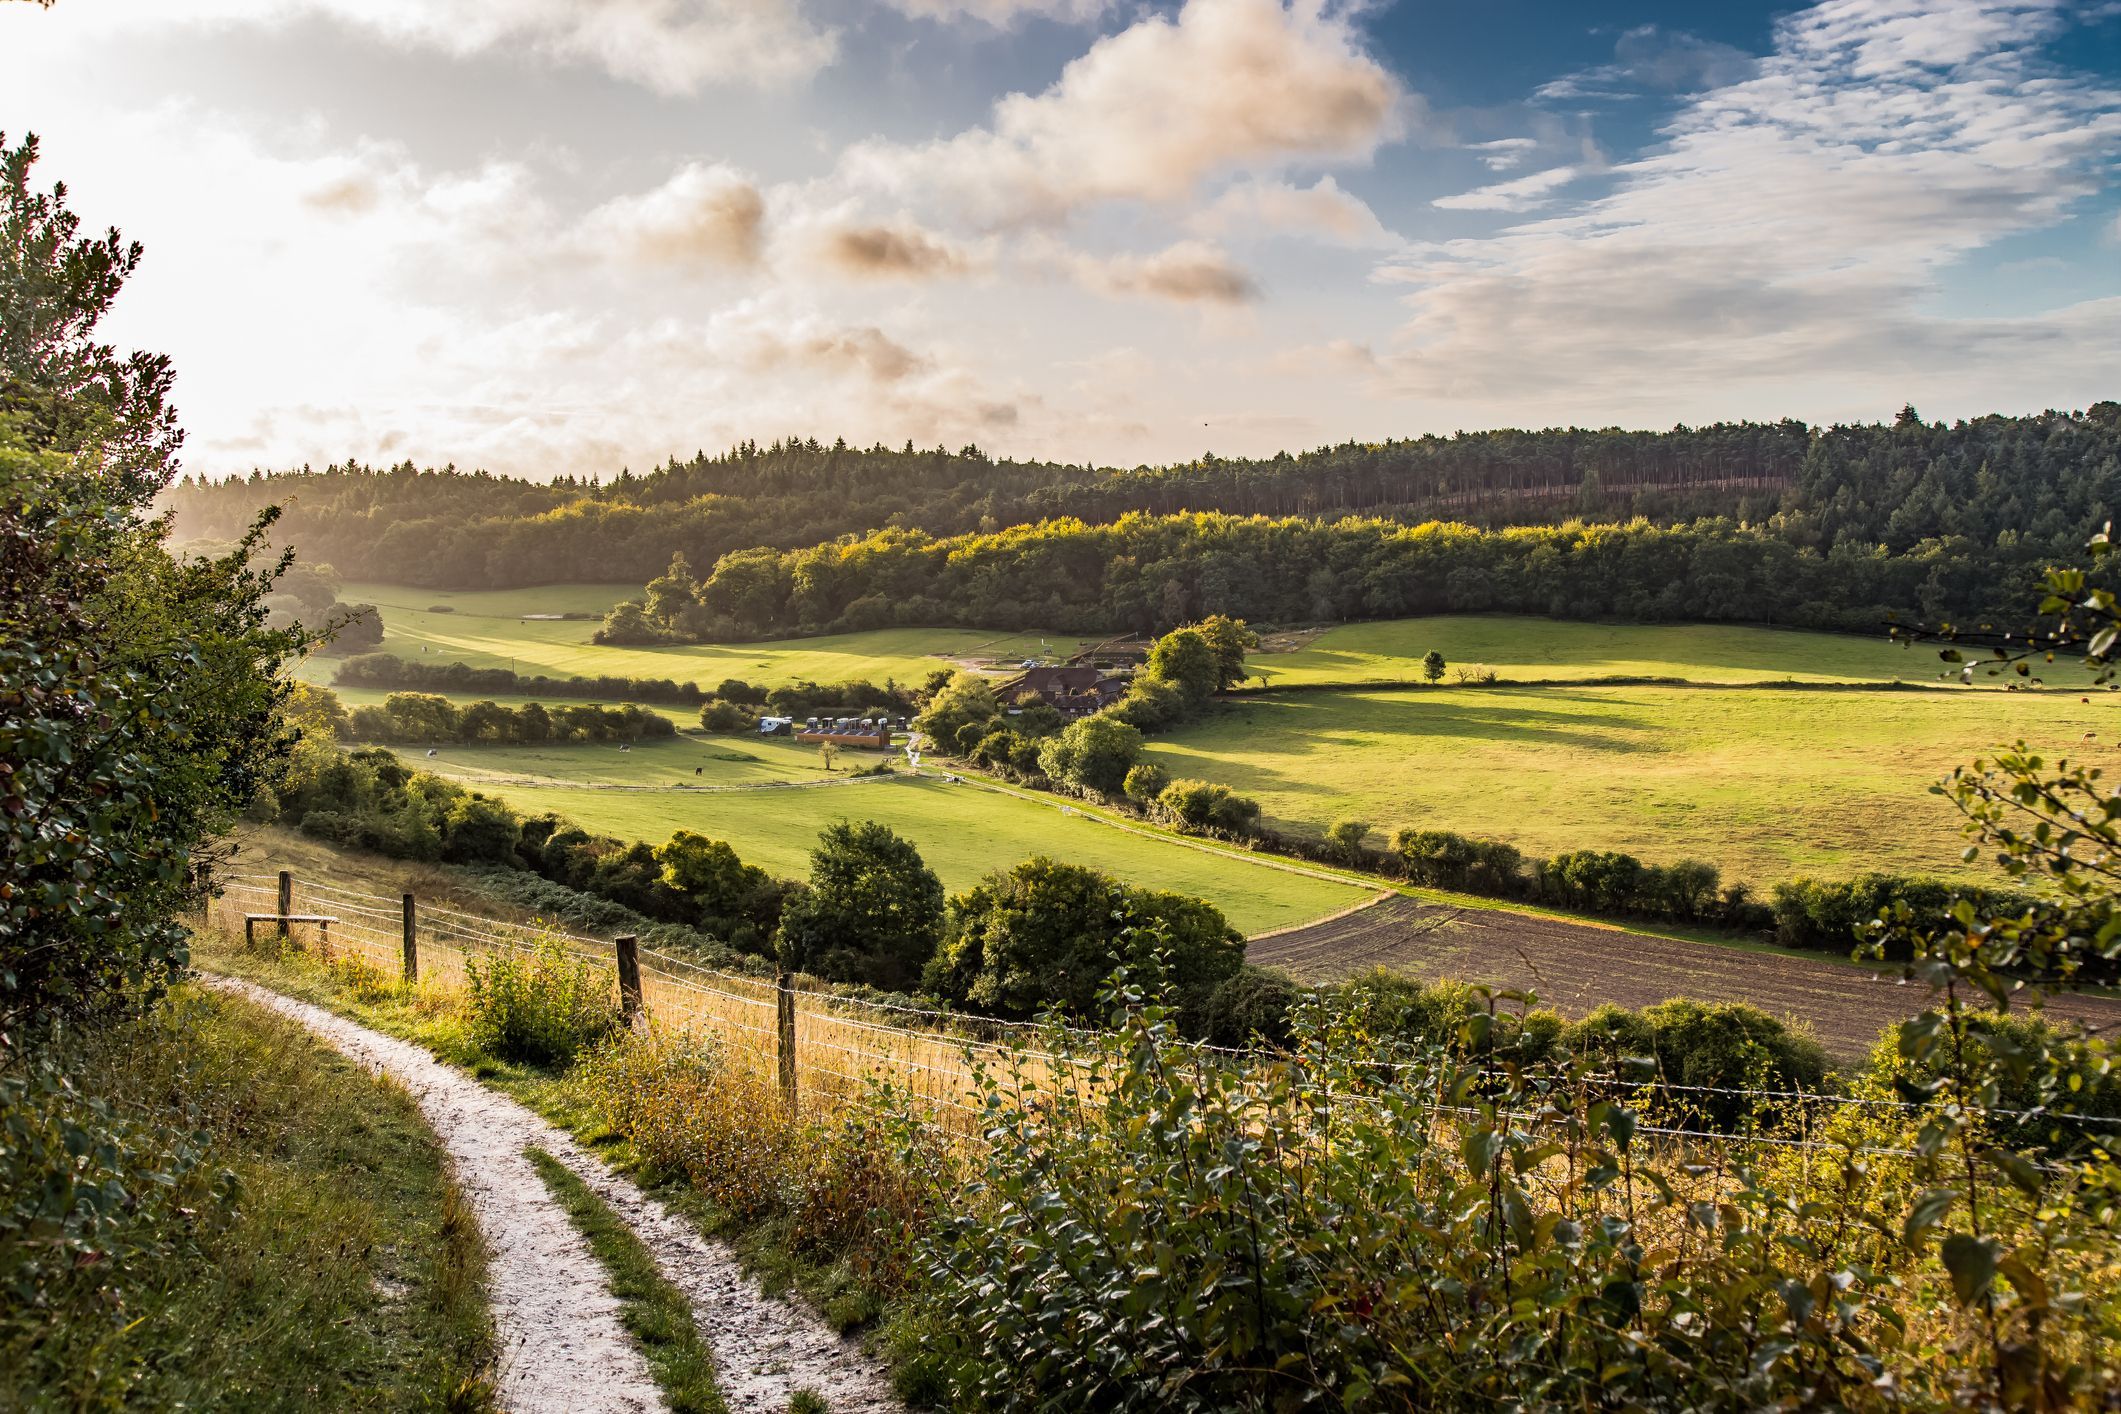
left=464, top=938, right=623, bottom=1067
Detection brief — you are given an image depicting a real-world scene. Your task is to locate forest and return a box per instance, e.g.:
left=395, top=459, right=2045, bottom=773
left=162, top=406, right=2121, bottom=599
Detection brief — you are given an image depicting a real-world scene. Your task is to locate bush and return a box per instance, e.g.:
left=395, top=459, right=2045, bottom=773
left=1121, top=761, right=1169, bottom=804
left=578, top=1026, right=943, bottom=1291
left=1561, top=998, right=1830, bottom=1130
left=1201, top=965, right=1299, bottom=1049
left=1771, top=873, right=2040, bottom=960
left=1158, top=778, right=1261, bottom=835
left=1390, top=827, right=1526, bottom=894
left=699, top=699, right=750, bottom=732
left=463, top=939, right=623, bottom=1067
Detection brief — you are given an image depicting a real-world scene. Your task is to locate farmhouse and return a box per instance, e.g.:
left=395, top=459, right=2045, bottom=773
left=1006, top=664, right=1129, bottom=716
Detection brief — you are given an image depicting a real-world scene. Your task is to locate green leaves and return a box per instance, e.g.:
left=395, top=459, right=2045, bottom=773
left=1940, top=1234, right=2001, bottom=1306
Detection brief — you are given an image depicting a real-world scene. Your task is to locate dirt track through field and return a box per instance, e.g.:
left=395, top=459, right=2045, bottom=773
left=204, top=976, right=900, bottom=1414
left=1250, top=896, right=2121, bottom=1060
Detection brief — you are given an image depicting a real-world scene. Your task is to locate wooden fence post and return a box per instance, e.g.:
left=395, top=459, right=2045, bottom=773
left=776, top=970, right=798, bottom=1112
left=276, top=870, right=293, bottom=945
left=401, top=893, right=418, bottom=983
left=615, top=935, right=642, bottom=1022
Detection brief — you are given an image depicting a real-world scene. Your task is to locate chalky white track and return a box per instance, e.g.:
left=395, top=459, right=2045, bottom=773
left=204, top=975, right=900, bottom=1414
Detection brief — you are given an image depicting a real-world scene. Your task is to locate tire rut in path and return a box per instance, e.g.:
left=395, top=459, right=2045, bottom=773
left=203, top=976, right=901, bottom=1414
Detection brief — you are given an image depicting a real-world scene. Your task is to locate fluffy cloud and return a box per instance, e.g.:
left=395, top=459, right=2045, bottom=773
left=1192, top=175, right=1402, bottom=247
left=1057, top=240, right=1261, bottom=303
left=581, top=165, right=766, bottom=271
left=1383, top=0, right=2121, bottom=416
left=843, top=0, right=1407, bottom=225
left=23, top=0, right=838, bottom=93
left=811, top=221, right=972, bottom=279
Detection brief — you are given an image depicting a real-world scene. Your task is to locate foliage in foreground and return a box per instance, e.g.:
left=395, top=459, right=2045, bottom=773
left=2, top=132, right=300, bottom=1034
left=0, top=986, right=493, bottom=1409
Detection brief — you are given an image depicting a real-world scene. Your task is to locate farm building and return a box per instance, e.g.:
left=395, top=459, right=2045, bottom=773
left=797, top=718, right=894, bottom=749
left=1005, top=664, right=1129, bottom=715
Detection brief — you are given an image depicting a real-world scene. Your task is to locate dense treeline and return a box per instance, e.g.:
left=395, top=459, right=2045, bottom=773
left=335, top=652, right=710, bottom=706
left=162, top=407, right=2120, bottom=596
left=659, top=511, right=2066, bottom=642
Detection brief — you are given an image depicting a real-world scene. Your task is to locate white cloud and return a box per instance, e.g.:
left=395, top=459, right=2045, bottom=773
left=1383, top=0, right=2121, bottom=416
left=1431, top=165, right=1582, bottom=213
left=842, top=0, right=1408, bottom=226
left=1191, top=175, right=1402, bottom=247
left=13, top=0, right=838, bottom=93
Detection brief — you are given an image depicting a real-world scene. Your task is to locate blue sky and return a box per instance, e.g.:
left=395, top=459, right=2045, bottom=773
left=2, top=0, right=2117, bottom=479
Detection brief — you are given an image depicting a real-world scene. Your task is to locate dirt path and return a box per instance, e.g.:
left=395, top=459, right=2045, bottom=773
left=204, top=977, right=901, bottom=1414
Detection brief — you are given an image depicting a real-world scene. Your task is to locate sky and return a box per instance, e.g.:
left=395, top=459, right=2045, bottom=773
left=3, top=0, right=2119, bottom=480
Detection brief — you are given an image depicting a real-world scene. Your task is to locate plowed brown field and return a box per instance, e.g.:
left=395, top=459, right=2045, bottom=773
left=1250, top=896, right=2121, bottom=1060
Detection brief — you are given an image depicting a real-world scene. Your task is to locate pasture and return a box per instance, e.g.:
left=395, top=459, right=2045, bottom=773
left=1143, top=683, right=2117, bottom=884
left=1250, top=616, right=1949, bottom=687
left=312, top=583, right=1077, bottom=690
left=397, top=737, right=1370, bottom=936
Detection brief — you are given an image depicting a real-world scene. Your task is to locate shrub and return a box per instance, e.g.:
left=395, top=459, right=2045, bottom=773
left=1391, top=827, right=1525, bottom=894
left=442, top=795, right=523, bottom=866
left=699, top=699, right=750, bottom=732
left=1201, top=965, right=1299, bottom=1049
left=1561, top=998, right=1830, bottom=1130
left=1121, top=761, right=1169, bottom=804
left=462, top=939, right=622, bottom=1067
left=1326, top=818, right=1371, bottom=861
left=1158, top=778, right=1261, bottom=835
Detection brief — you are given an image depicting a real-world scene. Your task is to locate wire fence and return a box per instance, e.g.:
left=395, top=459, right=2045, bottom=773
left=200, top=870, right=2120, bottom=1163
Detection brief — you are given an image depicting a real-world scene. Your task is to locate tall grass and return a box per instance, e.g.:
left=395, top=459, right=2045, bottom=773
left=0, top=986, right=495, bottom=1410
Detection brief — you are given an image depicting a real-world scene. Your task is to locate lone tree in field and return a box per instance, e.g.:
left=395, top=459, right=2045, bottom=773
left=1422, top=649, right=1447, bottom=683
left=775, top=821, right=944, bottom=991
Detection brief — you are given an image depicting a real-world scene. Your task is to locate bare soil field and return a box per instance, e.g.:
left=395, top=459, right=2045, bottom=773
left=1251, top=896, right=2121, bottom=1061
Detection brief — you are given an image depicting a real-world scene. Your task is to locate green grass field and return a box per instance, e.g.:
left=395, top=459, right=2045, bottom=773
left=400, top=737, right=1367, bottom=936
left=1143, top=683, right=2117, bottom=885
left=309, top=583, right=1079, bottom=692
left=1250, top=616, right=1949, bottom=688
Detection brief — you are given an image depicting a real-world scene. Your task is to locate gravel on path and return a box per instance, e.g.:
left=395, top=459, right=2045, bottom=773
left=204, top=976, right=902, bottom=1414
